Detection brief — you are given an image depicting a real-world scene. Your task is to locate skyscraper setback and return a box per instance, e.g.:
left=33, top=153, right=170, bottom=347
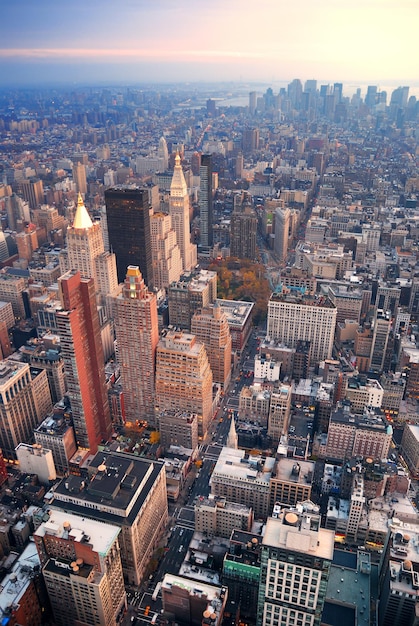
left=56, top=270, right=112, bottom=453
left=105, top=186, right=154, bottom=287
left=113, top=266, right=159, bottom=424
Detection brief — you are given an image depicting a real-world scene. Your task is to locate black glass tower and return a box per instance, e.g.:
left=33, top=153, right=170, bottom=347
left=104, top=186, right=153, bottom=288
left=199, top=154, right=213, bottom=248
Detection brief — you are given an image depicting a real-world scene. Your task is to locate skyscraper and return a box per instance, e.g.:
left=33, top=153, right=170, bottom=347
left=169, top=154, right=197, bottom=272
left=56, top=270, right=112, bottom=453
left=63, top=194, right=118, bottom=305
left=155, top=330, right=213, bottom=436
left=191, top=303, right=232, bottom=389
left=150, top=211, right=183, bottom=290
left=72, top=161, right=87, bottom=195
left=113, top=266, right=159, bottom=424
left=274, top=207, right=291, bottom=261
left=199, top=154, right=213, bottom=249
left=105, top=186, right=154, bottom=287
left=230, top=200, right=258, bottom=260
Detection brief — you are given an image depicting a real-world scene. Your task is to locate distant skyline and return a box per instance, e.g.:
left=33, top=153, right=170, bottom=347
left=1, top=0, right=418, bottom=91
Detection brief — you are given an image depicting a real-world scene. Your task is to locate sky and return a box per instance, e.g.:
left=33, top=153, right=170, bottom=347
left=0, top=0, right=418, bottom=91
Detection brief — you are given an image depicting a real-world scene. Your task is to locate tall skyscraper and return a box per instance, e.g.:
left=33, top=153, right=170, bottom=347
left=169, top=154, right=197, bottom=272
left=199, top=154, right=213, bottom=249
left=257, top=504, right=334, bottom=626
left=158, top=136, right=169, bottom=171
left=155, top=330, right=213, bottom=436
left=230, top=199, right=258, bottom=260
left=105, top=186, right=154, bottom=287
left=63, top=194, right=118, bottom=305
left=56, top=270, right=112, bottom=453
left=72, top=161, right=87, bottom=195
left=113, top=266, right=159, bottom=424
left=191, top=303, right=232, bottom=389
left=274, top=207, right=291, bottom=261
left=150, top=212, right=183, bottom=290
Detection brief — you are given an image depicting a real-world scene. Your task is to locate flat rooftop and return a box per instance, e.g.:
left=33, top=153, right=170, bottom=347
left=35, top=509, right=120, bottom=556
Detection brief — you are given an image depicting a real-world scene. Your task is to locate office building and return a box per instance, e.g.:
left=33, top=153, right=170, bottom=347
left=323, top=403, right=392, bottom=462
left=155, top=330, right=213, bottom=436
left=34, top=509, right=126, bottom=626
left=15, top=442, right=56, bottom=484
left=267, top=287, right=337, bottom=362
left=230, top=202, right=258, bottom=260
left=105, top=186, right=154, bottom=287
left=400, top=425, right=419, bottom=477
left=0, top=360, right=52, bottom=460
left=168, top=269, right=217, bottom=330
left=378, top=515, right=419, bottom=626
left=161, top=574, right=227, bottom=626
left=268, top=385, right=292, bottom=442
left=170, top=154, right=197, bottom=272
left=0, top=272, right=27, bottom=320
left=158, top=409, right=199, bottom=450
left=256, top=503, right=334, bottom=626
left=63, top=194, right=118, bottom=306
left=113, top=266, right=159, bottom=424
left=52, top=451, right=168, bottom=586
left=223, top=530, right=261, bottom=624
left=35, top=411, right=77, bottom=476
left=19, top=178, right=44, bottom=209
left=195, top=496, right=253, bottom=538
left=274, top=207, right=291, bottom=261
left=72, top=161, right=87, bottom=195
left=269, top=458, right=314, bottom=510
left=199, top=154, right=213, bottom=249
left=344, top=376, right=384, bottom=412
left=370, top=310, right=391, bottom=373
left=56, top=270, right=112, bottom=453
left=215, top=299, right=254, bottom=353
left=191, top=303, right=232, bottom=388
left=239, top=384, right=271, bottom=426
left=211, top=447, right=275, bottom=518
left=150, top=211, right=183, bottom=290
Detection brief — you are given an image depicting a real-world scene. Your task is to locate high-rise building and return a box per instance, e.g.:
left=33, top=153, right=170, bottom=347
left=249, top=91, right=257, bottom=115
left=268, top=384, right=292, bottom=441
left=34, top=509, right=126, bottom=626
left=56, top=270, right=112, bottom=453
left=113, top=266, right=159, bottom=424
left=155, top=330, right=213, bottom=436
left=62, top=194, right=118, bottom=306
left=199, top=154, right=213, bottom=249
left=274, top=207, right=291, bottom=261
left=169, top=154, right=197, bottom=272
left=370, top=310, right=391, bottom=373
left=0, top=360, right=52, bottom=460
left=230, top=201, right=258, bottom=260
left=52, top=451, right=168, bottom=586
left=168, top=269, right=218, bottom=330
left=19, top=178, right=44, bottom=209
left=105, top=186, right=154, bottom=287
left=267, top=287, right=337, bottom=362
left=256, top=503, right=334, bottom=626
left=150, top=211, right=183, bottom=290
left=72, top=161, right=87, bottom=195
left=191, top=303, right=232, bottom=388
left=158, top=136, right=169, bottom=171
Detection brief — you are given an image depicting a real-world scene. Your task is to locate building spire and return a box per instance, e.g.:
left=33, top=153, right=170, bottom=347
left=226, top=415, right=238, bottom=449
left=170, top=152, right=187, bottom=197
left=73, top=193, right=93, bottom=230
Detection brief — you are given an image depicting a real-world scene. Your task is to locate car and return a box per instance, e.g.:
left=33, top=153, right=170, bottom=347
left=178, top=545, right=183, bottom=552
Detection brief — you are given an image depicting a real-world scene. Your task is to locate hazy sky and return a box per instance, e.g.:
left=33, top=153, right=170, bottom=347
left=1, top=0, right=418, bottom=88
